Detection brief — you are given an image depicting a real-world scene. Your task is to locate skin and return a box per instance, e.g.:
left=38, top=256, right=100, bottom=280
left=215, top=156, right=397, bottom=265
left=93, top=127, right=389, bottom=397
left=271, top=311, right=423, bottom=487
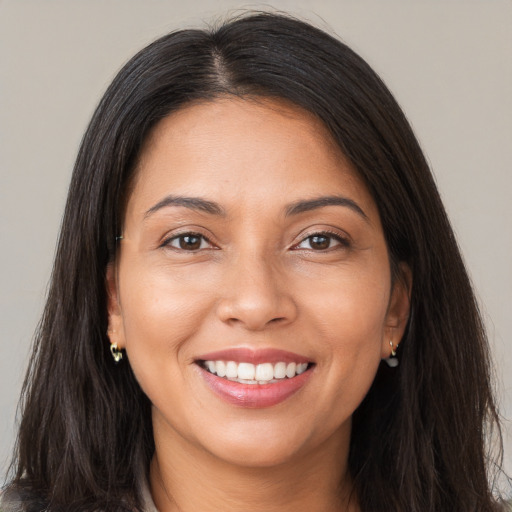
left=107, top=97, right=410, bottom=512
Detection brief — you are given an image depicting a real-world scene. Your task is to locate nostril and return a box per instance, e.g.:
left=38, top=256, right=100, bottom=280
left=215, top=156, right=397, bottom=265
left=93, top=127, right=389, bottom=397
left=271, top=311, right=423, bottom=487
left=215, top=283, right=298, bottom=331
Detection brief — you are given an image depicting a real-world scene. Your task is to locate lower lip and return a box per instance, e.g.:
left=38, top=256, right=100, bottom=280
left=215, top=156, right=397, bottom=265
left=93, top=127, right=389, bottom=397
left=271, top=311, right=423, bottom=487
left=198, top=366, right=313, bottom=408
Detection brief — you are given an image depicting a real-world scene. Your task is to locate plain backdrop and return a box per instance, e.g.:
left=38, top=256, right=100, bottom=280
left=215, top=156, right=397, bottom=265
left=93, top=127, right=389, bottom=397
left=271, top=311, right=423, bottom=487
left=1, top=0, right=511, bottom=484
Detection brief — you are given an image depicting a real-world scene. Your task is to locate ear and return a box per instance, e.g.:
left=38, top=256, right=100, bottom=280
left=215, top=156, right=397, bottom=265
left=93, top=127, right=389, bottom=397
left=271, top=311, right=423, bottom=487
left=381, top=263, right=412, bottom=359
left=106, top=262, right=126, bottom=350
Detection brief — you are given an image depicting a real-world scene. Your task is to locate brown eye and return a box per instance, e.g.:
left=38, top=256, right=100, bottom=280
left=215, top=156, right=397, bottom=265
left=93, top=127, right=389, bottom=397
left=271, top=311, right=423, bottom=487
left=179, top=234, right=202, bottom=250
left=294, top=232, right=348, bottom=251
left=165, top=233, right=211, bottom=251
left=308, top=235, right=330, bottom=250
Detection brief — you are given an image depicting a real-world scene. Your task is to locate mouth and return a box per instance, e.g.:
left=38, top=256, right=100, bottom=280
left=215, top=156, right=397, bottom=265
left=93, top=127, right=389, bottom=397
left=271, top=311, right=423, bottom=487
left=198, top=359, right=312, bottom=384
left=194, top=348, right=315, bottom=408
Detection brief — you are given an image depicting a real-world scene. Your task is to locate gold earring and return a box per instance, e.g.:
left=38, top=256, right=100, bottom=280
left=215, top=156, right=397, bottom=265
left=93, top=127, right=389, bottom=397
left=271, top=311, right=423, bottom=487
left=110, top=342, right=123, bottom=363
left=390, top=339, right=397, bottom=357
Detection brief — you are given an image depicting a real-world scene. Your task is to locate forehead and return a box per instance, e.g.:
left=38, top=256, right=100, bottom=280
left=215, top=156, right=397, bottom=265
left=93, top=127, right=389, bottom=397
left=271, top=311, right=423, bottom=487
left=126, top=97, right=377, bottom=219
left=142, top=95, right=341, bottom=151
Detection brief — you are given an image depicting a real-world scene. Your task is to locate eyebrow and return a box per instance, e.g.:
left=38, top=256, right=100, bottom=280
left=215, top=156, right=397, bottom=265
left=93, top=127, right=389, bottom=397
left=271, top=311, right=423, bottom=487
left=144, top=195, right=225, bottom=218
left=285, top=195, right=369, bottom=221
left=144, top=194, right=368, bottom=221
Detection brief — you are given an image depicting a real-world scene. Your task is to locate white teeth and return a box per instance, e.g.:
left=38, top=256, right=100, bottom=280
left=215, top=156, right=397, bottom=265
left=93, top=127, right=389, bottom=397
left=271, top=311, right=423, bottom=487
left=274, top=362, right=287, bottom=379
left=255, top=363, right=274, bottom=381
left=203, top=360, right=310, bottom=382
left=237, top=362, right=256, bottom=380
left=296, top=363, right=308, bottom=375
left=225, top=361, right=238, bottom=378
left=216, top=361, right=226, bottom=378
left=285, top=362, right=296, bottom=378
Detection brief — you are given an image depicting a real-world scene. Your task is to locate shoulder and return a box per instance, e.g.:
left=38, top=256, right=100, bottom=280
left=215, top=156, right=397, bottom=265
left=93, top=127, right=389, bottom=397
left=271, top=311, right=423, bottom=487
left=1, top=482, right=157, bottom=512
left=0, top=488, right=24, bottom=512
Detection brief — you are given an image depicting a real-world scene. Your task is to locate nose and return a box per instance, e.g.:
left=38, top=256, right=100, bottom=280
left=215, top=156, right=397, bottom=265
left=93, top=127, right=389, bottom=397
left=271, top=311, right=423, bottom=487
left=216, top=253, right=298, bottom=331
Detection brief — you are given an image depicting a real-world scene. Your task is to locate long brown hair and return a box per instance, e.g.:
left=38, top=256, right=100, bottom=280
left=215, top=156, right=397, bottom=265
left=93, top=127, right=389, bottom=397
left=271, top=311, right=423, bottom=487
left=5, top=11, right=507, bottom=511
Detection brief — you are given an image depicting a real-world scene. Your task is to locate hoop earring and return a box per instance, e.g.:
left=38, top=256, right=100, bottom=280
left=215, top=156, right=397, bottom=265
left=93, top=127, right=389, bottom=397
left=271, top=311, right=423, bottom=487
left=110, top=342, right=123, bottom=363
left=385, top=340, right=399, bottom=367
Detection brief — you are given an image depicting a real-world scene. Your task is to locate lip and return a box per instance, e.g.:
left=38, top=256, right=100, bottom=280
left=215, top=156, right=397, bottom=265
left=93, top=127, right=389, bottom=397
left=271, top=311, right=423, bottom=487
left=198, top=366, right=313, bottom=408
left=196, top=347, right=311, bottom=365
left=194, top=348, right=314, bottom=408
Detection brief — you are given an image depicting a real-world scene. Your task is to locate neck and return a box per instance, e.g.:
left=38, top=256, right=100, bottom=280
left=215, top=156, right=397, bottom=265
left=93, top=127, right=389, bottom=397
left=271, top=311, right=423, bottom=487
left=149, top=417, right=358, bottom=512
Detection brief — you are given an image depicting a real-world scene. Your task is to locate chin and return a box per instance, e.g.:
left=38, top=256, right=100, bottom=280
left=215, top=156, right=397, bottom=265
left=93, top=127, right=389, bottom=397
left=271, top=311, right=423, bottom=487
left=208, top=437, right=308, bottom=468
left=193, top=415, right=347, bottom=469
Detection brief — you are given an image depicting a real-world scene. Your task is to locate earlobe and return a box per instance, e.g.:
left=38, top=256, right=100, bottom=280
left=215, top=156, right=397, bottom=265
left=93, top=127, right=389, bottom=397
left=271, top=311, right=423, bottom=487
left=381, top=263, right=412, bottom=359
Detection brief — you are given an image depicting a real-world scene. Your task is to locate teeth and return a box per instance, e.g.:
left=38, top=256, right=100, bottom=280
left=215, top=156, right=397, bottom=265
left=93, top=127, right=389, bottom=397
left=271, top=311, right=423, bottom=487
left=285, top=362, right=296, bottom=378
left=255, top=363, right=274, bottom=381
left=274, top=362, right=287, bottom=379
left=203, top=360, right=310, bottom=381
left=216, top=361, right=226, bottom=378
left=237, top=362, right=256, bottom=380
left=296, top=363, right=308, bottom=375
left=225, top=361, right=238, bottom=378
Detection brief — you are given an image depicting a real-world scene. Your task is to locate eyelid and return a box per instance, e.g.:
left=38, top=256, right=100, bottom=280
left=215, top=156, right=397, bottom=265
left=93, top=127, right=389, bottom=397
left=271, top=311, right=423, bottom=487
left=291, top=229, right=351, bottom=251
left=160, top=230, right=218, bottom=251
left=158, top=226, right=350, bottom=252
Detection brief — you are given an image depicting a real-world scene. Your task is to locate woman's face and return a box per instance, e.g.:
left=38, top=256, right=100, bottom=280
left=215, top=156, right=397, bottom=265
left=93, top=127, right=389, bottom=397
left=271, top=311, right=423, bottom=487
left=107, top=97, right=409, bottom=467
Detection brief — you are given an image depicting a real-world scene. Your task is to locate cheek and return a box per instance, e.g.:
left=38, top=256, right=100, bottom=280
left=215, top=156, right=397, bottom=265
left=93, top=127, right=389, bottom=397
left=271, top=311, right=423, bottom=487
left=119, top=255, right=217, bottom=331
left=304, top=263, right=390, bottom=343
left=300, top=264, right=390, bottom=402
left=117, top=259, right=216, bottom=387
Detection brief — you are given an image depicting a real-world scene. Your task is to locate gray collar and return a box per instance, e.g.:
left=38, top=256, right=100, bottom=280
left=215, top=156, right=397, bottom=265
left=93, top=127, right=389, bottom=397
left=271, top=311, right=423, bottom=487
left=140, top=478, right=160, bottom=512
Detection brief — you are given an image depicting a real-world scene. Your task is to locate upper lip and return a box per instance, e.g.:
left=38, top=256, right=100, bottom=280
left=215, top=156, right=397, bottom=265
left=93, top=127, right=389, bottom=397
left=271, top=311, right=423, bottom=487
left=195, top=347, right=311, bottom=365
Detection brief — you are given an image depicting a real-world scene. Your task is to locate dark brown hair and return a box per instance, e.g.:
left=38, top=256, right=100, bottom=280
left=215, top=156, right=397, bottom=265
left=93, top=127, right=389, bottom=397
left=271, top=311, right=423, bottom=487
left=5, top=11, right=507, bottom=512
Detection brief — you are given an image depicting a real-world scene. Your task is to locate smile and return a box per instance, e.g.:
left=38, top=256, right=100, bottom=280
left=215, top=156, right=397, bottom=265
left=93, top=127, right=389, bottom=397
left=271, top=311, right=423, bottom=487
left=201, top=360, right=310, bottom=384
left=195, top=348, right=314, bottom=408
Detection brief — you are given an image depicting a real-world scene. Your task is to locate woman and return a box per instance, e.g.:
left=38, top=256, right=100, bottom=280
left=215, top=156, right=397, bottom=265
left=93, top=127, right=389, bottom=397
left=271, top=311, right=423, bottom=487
left=2, top=11, right=507, bottom=512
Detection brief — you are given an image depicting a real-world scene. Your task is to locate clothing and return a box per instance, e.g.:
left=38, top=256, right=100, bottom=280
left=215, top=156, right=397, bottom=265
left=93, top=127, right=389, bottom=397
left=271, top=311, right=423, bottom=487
left=140, top=479, right=159, bottom=512
left=0, top=490, right=22, bottom=512
left=0, top=485, right=159, bottom=512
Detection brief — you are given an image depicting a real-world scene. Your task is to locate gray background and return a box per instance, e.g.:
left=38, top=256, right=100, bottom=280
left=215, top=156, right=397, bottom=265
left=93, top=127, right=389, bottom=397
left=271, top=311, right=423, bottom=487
left=1, top=0, right=511, bottom=482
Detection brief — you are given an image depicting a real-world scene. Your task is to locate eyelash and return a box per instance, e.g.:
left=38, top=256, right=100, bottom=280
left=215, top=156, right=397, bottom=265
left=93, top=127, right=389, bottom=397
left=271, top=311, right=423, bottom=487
left=161, top=232, right=215, bottom=252
left=161, top=230, right=350, bottom=252
left=291, top=231, right=350, bottom=252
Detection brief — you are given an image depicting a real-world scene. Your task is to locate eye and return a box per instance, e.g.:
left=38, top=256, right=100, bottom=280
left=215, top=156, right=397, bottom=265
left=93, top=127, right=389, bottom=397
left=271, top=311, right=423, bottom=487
left=163, top=232, right=213, bottom=251
left=294, top=232, right=348, bottom=251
